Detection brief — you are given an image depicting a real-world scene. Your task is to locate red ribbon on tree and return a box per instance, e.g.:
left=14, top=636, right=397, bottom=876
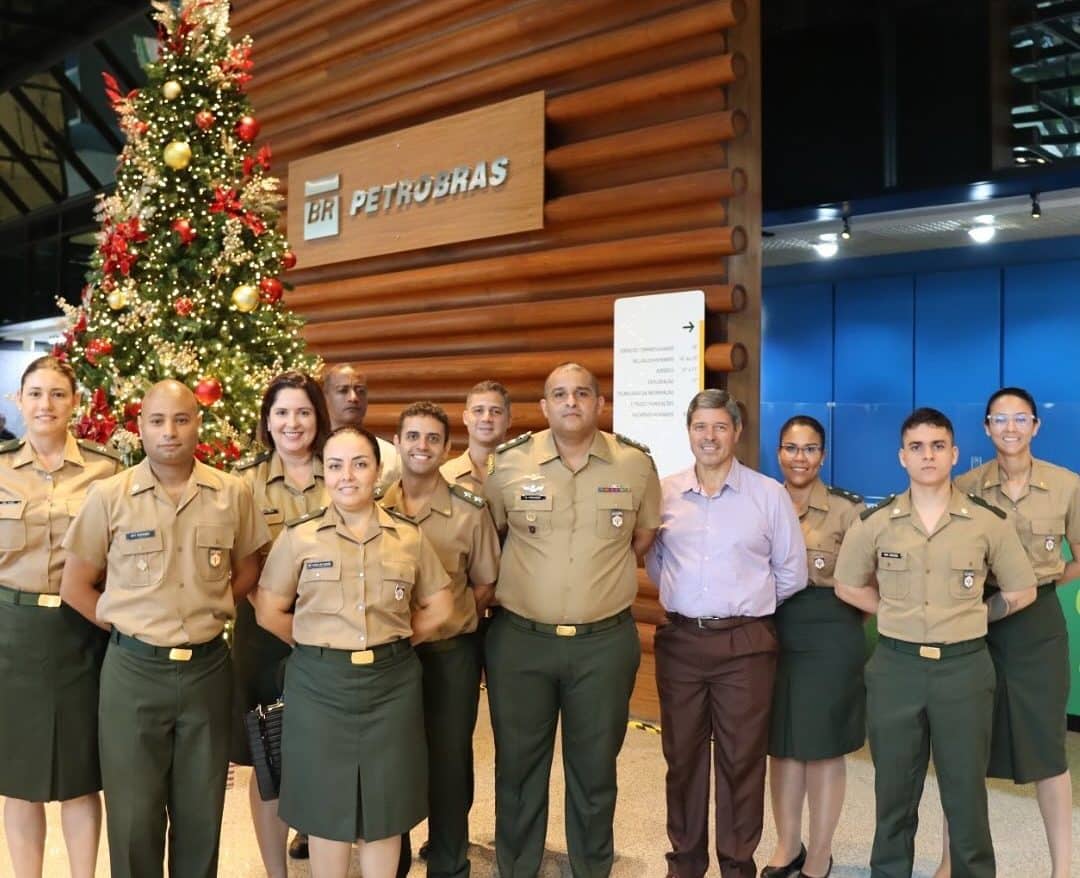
left=100, top=217, right=148, bottom=278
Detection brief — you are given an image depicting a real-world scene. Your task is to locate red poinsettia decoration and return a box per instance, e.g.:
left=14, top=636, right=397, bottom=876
left=220, top=41, right=254, bottom=89
left=75, top=387, right=118, bottom=444
left=100, top=217, right=149, bottom=278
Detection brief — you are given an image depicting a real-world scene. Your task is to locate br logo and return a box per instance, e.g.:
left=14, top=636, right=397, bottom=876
left=303, top=174, right=340, bottom=241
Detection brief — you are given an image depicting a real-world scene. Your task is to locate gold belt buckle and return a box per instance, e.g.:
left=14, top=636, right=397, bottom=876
left=351, top=649, right=375, bottom=665
left=918, top=645, right=942, bottom=660
left=36, top=593, right=61, bottom=608
left=168, top=647, right=193, bottom=662
left=555, top=624, right=577, bottom=637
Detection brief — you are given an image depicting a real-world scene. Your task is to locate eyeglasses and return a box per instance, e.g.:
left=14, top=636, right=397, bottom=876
left=779, top=443, right=822, bottom=457
left=986, top=413, right=1035, bottom=428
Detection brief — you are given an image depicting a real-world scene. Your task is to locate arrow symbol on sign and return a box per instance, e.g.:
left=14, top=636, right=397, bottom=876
left=682, top=322, right=695, bottom=332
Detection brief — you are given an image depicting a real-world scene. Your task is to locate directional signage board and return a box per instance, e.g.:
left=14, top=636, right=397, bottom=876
left=613, top=290, right=705, bottom=479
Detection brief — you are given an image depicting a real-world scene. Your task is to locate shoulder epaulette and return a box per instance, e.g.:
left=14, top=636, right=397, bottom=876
left=615, top=433, right=652, bottom=455
left=449, top=483, right=486, bottom=508
left=967, top=492, right=1007, bottom=519
left=827, top=485, right=864, bottom=505
left=382, top=505, right=418, bottom=526
left=495, top=432, right=532, bottom=454
left=76, top=438, right=123, bottom=462
left=373, top=484, right=385, bottom=501
left=860, top=494, right=897, bottom=521
left=234, top=450, right=272, bottom=471
left=285, top=507, right=327, bottom=528
left=0, top=438, right=25, bottom=454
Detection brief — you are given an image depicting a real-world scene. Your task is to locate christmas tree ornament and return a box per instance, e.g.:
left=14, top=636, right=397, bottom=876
left=163, top=140, right=193, bottom=170
left=231, top=283, right=258, bottom=312
left=163, top=80, right=182, bottom=100
left=235, top=115, right=260, bottom=142
left=258, top=276, right=283, bottom=304
left=85, top=338, right=114, bottom=366
left=194, top=109, right=216, bottom=130
left=173, top=296, right=195, bottom=317
left=107, top=288, right=128, bottom=310
left=193, top=376, right=223, bottom=406
left=172, top=217, right=196, bottom=244
left=281, top=250, right=297, bottom=270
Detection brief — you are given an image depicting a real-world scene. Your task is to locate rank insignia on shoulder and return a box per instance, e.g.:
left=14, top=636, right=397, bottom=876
left=860, top=494, right=897, bottom=520
left=285, top=507, right=327, bottom=528
left=615, top=433, right=652, bottom=455
left=77, top=438, right=123, bottom=461
left=486, top=452, right=496, bottom=476
left=495, top=432, right=532, bottom=455
left=966, top=492, right=1007, bottom=519
left=373, top=484, right=385, bottom=500
left=827, top=485, right=864, bottom=505
left=234, top=450, right=272, bottom=471
left=449, top=483, right=486, bottom=508
left=0, top=438, right=25, bottom=454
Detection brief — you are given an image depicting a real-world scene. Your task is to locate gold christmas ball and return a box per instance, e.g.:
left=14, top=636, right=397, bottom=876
left=231, top=284, right=258, bottom=313
left=163, top=140, right=192, bottom=170
left=163, top=80, right=182, bottom=100
left=107, top=288, right=128, bottom=310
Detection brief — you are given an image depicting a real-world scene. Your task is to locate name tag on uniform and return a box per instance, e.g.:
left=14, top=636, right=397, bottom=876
left=126, top=530, right=156, bottom=540
left=305, top=560, right=334, bottom=570
left=879, top=551, right=902, bottom=559
left=597, top=485, right=631, bottom=493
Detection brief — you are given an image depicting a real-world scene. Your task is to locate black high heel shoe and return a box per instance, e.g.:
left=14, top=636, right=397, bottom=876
left=759, top=844, right=807, bottom=878
left=798, top=856, right=832, bottom=878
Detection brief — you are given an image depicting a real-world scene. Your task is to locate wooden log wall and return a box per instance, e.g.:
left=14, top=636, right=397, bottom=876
left=236, top=0, right=762, bottom=721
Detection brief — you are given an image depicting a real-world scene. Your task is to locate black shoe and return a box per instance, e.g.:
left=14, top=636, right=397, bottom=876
left=419, top=840, right=430, bottom=860
left=798, top=857, right=832, bottom=878
left=288, top=833, right=309, bottom=860
left=760, top=845, right=807, bottom=878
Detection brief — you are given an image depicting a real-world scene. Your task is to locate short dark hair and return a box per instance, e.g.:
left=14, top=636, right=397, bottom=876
left=257, top=371, right=331, bottom=453
left=323, top=425, right=381, bottom=466
left=900, top=407, right=954, bottom=443
left=686, top=389, right=741, bottom=428
left=397, top=401, right=450, bottom=443
left=467, top=380, right=511, bottom=410
left=779, top=415, right=826, bottom=447
left=21, top=355, right=77, bottom=394
left=984, top=386, right=1038, bottom=423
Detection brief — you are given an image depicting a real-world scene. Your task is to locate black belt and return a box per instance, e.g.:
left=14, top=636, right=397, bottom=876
left=295, top=638, right=411, bottom=665
left=501, top=608, right=631, bottom=637
left=879, top=634, right=984, bottom=661
left=110, top=629, right=226, bottom=662
left=0, top=584, right=62, bottom=608
left=666, top=612, right=769, bottom=631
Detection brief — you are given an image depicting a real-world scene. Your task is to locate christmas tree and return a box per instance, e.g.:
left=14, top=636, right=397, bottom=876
left=54, top=0, right=318, bottom=468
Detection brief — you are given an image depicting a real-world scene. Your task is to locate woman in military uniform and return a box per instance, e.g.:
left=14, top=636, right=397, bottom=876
left=0, top=356, right=122, bottom=877
left=253, top=426, right=453, bottom=878
left=937, top=387, right=1076, bottom=878
left=230, top=370, right=330, bottom=878
left=763, top=416, right=866, bottom=878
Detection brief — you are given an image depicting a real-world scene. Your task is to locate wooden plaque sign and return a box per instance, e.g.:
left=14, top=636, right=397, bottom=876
left=286, top=92, right=545, bottom=267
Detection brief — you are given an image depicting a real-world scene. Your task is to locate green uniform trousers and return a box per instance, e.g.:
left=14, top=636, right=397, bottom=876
left=486, top=610, right=640, bottom=878
left=865, top=638, right=996, bottom=878
left=417, top=633, right=482, bottom=878
left=98, top=635, right=232, bottom=878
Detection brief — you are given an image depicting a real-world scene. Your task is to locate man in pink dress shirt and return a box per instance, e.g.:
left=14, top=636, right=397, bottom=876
left=646, top=389, right=807, bottom=878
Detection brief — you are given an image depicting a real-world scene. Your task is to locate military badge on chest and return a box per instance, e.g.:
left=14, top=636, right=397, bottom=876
left=962, top=569, right=975, bottom=589
left=395, top=584, right=406, bottom=601
left=209, top=549, right=224, bottom=569
left=1045, top=535, right=1055, bottom=552
left=519, top=480, right=546, bottom=534
left=813, top=556, right=826, bottom=570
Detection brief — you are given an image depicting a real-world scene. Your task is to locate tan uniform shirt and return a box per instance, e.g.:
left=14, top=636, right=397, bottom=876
left=835, top=486, right=1035, bottom=643
left=955, top=457, right=1080, bottom=586
left=485, top=429, right=661, bottom=624
left=259, top=504, right=450, bottom=650
left=800, top=480, right=865, bottom=588
left=236, top=451, right=327, bottom=546
left=380, top=477, right=500, bottom=640
left=0, top=434, right=122, bottom=594
left=63, top=458, right=269, bottom=646
left=375, top=436, right=401, bottom=495
left=440, top=450, right=484, bottom=494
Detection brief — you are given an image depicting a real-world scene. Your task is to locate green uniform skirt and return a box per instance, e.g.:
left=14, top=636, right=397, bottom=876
left=985, top=584, right=1069, bottom=783
left=0, top=596, right=107, bottom=801
left=768, top=586, right=867, bottom=760
left=229, top=599, right=291, bottom=765
left=278, top=641, right=428, bottom=842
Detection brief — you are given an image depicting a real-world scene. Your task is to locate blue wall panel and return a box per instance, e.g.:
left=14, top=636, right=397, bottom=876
left=761, top=283, right=833, bottom=403
left=834, top=276, right=914, bottom=404
left=832, top=403, right=911, bottom=501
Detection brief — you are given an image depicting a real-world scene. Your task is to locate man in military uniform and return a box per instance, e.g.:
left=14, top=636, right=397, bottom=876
left=60, top=379, right=270, bottom=878
left=321, top=363, right=400, bottom=493
left=484, top=362, right=661, bottom=878
left=381, top=401, right=500, bottom=878
left=440, top=380, right=512, bottom=493
left=834, top=407, right=1037, bottom=878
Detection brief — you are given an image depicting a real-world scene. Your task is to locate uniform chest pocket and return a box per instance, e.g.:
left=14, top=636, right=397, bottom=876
left=596, top=492, right=635, bottom=539
left=116, top=530, right=165, bottom=588
left=298, top=559, right=343, bottom=613
left=65, top=494, right=87, bottom=520
left=806, top=536, right=838, bottom=581
left=0, top=498, right=27, bottom=551
left=382, top=561, right=415, bottom=607
left=876, top=551, right=910, bottom=599
left=509, top=495, right=553, bottom=538
left=1030, top=518, right=1065, bottom=564
left=261, top=509, right=285, bottom=527
left=949, top=548, right=985, bottom=599
left=195, top=525, right=234, bottom=582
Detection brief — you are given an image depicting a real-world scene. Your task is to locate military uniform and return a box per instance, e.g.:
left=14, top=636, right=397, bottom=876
left=259, top=503, right=450, bottom=843
left=0, top=435, right=121, bottom=803
left=63, top=458, right=268, bottom=878
left=956, top=458, right=1080, bottom=783
left=440, top=450, right=484, bottom=494
left=834, top=487, right=1035, bottom=878
left=769, top=480, right=867, bottom=761
left=229, top=450, right=327, bottom=765
left=381, top=477, right=500, bottom=878
left=483, top=429, right=661, bottom=878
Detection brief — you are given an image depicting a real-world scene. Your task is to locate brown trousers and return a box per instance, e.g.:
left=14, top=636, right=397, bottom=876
left=655, top=616, right=778, bottom=878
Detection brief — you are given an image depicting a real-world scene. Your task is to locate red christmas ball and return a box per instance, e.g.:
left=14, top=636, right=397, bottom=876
left=281, top=250, right=297, bottom=270
left=193, top=376, right=223, bottom=406
left=85, top=338, right=113, bottom=366
left=173, top=297, right=195, bottom=317
left=194, top=110, right=215, bottom=131
left=235, top=115, right=260, bottom=142
left=172, top=217, right=196, bottom=245
left=259, top=276, right=283, bottom=304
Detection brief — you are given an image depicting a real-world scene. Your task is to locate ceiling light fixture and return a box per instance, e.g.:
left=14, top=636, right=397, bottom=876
left=968, top=225, right=996, bottom=244
left=841, top=216, right=851, bottom=240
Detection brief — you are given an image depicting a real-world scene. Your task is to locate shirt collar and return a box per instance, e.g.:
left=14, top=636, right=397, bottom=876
left=445, top=451, right=476, bottom=479
left=984, top=457, right=1051, bottom=492
left=266, top=450, right=323, bottom=489
left=675, top=458, right=743, bottom=495
left=807, top=478, right=830, bottom=512
left=321, top=502, right=392, bottom=544
left=379, top=476, right=453, bottom=521
left=12, top=432, right=85, bottom=470
left=129, top=458, right=222, bottom=497
left=535, top=429, right=612, bottom=466
left=886, top=486, right=975, bottom=523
